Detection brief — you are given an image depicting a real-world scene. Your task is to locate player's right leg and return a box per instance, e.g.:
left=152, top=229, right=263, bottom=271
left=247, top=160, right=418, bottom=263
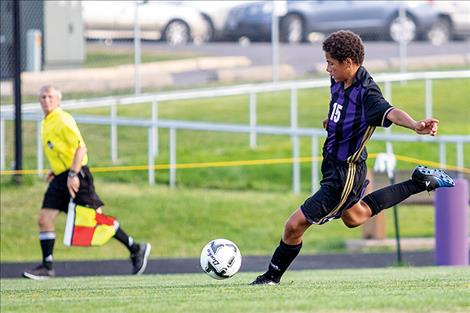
left=361, top=165, right=454, bottom=218
left=346, top=165, right=454, bottom=225
left=411, top=165, right=455, bottom=191
left=342, top=165, right=455, bottom=228
left=24, top=171, right=70, bottom=280
left=23, top=208, right=60, bottom=280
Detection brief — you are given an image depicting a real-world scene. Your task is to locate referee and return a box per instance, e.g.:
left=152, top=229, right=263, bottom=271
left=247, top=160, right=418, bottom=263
left=251, top=31, right=455, bottom=285
left=23, top=85, right=151, bottom=280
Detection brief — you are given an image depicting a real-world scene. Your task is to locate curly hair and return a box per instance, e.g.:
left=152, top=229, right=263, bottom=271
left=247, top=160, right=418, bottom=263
left=322, top=30, right=365, bottom=65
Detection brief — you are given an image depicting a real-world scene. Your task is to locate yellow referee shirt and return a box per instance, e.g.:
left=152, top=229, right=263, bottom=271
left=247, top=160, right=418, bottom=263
left=41, top=107, right=88, bottom=175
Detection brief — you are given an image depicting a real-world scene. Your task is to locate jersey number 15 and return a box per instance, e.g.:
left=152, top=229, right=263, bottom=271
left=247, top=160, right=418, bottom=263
left=330, top=103, right=343, bottom=123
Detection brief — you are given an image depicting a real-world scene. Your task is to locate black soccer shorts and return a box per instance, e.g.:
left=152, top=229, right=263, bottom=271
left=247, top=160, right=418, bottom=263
left=300, top=156, right=367, bottom=225
left=42, top=166, right=104, bottom=212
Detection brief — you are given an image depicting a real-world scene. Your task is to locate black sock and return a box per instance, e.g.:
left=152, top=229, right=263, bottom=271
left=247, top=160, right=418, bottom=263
left=265, top=240, right=302, bottom=282
left=362, top=179, right=425, bottom=216
left=39, top=232, right=55, bottom=270
left=114, top=227, right=140, bottom=254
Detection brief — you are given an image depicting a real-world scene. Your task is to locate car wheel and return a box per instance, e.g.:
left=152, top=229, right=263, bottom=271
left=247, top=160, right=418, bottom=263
left=281, top=14, right=303, bottom=44
left=201, top=15, right=215, bottom=42
left=164, top=20, right=190, bottom=45
left=427, top=18, right=451, bottom=46
left=388, top=14, right=417, bottom=43
left=103, top=38, right=113, bottom=46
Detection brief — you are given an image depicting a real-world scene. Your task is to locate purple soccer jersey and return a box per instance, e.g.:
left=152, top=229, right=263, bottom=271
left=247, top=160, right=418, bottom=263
left=324, top=66, right=394, bottom=163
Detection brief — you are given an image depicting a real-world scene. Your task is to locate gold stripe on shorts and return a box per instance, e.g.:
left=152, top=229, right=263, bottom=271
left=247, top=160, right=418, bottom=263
left=318, top=163, right=356, bottom=224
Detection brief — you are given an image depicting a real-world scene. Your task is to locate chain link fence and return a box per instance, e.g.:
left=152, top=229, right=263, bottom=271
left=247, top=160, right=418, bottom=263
left=0, top=0, right=44, bottom=79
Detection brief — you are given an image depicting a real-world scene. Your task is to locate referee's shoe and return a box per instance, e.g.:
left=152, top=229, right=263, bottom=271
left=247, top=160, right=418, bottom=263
left=411, top=165, right=455, bottom=192
left=23, top=264, right=55, bottom=280
left=131, top=243, right=151, bottom=275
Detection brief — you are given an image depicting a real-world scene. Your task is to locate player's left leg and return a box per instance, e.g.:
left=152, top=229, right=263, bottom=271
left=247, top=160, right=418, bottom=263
left=252, top=157, right=357, bottom=285
left=283, top=208, right=312, bottom=245
left=80, top=166, right=151, bottom=275
left=112, top=222, right=151, bottom=275
left=251, top=208, right=310, bottom=285
left=97, top=206, right=151, bottom=274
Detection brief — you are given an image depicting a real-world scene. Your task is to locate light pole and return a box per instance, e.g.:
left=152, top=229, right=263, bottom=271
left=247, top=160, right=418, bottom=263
left=134, top=0, right=143, bottom=95
left=271, top=1, right=287, bottom=82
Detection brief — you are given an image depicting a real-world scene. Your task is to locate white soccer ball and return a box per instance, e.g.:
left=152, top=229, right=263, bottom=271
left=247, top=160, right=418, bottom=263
left=200, top=238, right=242, bottom=280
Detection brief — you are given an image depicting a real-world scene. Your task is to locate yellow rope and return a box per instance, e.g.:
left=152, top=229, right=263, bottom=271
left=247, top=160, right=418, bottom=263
left=1, top=154, right=468, bottom=176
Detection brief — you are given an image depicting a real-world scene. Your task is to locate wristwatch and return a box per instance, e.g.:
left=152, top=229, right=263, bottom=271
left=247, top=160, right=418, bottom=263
left=68, top=170, right=78, bottom=178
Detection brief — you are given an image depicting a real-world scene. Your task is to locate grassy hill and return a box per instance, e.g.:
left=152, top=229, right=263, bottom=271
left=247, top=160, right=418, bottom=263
left=1, top=181, right=435, bottom=261
left=2, top=78, right=469, bottom=192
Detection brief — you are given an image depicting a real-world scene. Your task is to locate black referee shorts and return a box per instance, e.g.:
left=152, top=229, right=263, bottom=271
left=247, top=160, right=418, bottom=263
left=300, top=157, right=367, bottom=225
left=42, top=166, right=104, bottom=213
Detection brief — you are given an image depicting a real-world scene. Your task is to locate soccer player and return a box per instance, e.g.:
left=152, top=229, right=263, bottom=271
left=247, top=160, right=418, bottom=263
left=251, top=30, right=455, bottom=285
left=23, top=85, right=151, bottom=280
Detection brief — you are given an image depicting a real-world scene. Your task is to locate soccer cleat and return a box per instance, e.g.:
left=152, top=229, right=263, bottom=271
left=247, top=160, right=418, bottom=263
left=131, top=243, right=151, bottom=275
left=411, top=165, right=455, bottom=192
left=23, top=264, right=55, bottom=280
left=250, top=273, right=280, bottom=286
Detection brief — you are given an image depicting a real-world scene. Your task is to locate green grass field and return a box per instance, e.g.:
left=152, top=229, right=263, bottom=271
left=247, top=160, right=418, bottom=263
left=1, top=267, right=469, bottom=313
left=1, top=58, right=468, bottom=313
left=84, top=49, right=205, bottom=69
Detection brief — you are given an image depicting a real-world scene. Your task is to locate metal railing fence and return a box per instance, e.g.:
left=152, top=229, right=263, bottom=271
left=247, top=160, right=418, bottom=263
left=1, top=70, right=469, bottom=192
left=1, top=112, right=469, bottom=193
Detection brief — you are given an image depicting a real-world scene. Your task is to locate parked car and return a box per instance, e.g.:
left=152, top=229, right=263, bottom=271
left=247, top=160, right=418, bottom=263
left=428, top=0, right=470, bottom=44
left=182, top=1, right=247, bottom=41
left=82, top=1, right=209, bottom=45
left=224, top=0, right=450, bottom=44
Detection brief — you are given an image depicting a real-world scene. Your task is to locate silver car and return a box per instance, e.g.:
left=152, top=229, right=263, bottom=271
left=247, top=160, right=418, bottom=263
left=429, top=0, right=470, bottom=44
left=82, top=1, right=209, bottom=45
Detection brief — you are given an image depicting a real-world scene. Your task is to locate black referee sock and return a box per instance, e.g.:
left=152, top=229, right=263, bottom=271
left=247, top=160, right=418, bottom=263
left=114, top=227, right=140, bottom=254
left=362, top=179, right=426, bottom=216
left=39, top=232, right=55, bottom=270
left=265, top=240, right=302, bottom=282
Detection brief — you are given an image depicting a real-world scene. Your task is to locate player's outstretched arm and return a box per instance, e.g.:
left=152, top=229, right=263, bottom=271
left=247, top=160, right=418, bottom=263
left=387, top=108, right=439, bottom=136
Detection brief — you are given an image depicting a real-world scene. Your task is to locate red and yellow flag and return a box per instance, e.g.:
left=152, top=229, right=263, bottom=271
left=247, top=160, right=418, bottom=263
left=64, top=201, right=119, bottom=247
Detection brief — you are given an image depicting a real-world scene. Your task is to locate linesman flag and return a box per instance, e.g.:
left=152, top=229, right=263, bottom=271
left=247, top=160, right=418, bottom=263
left=64, top=201, right=119, bottom=247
